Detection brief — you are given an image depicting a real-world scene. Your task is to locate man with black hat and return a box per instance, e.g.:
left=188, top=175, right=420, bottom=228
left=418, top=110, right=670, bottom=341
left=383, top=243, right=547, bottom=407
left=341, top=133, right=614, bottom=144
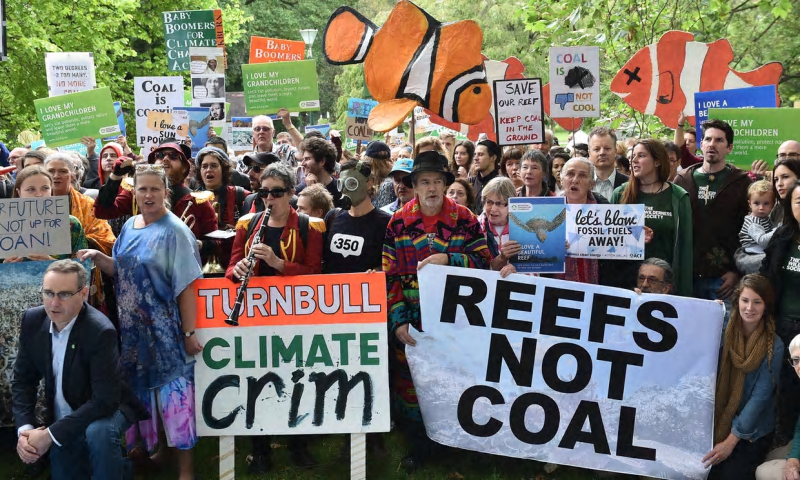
left=471, top=139, right=501, bottom=211
left=382, top=150, right=492, bottom=471
left=240, top=151, right=286, bottom=214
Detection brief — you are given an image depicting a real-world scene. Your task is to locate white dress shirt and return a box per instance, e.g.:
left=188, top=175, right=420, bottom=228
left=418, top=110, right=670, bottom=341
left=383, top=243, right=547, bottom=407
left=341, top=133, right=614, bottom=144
left=593, top=169, right=617, bottom=200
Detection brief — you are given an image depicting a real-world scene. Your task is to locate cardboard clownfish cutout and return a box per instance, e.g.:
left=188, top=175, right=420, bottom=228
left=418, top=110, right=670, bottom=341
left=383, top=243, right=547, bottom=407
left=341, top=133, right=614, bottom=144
left=611, top=31, right=782, bottom=129
left=323, top=1, right=492, bottom=132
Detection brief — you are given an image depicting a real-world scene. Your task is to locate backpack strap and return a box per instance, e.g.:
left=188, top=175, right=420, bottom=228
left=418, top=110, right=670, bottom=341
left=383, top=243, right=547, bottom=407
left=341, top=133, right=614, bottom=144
left=324, top=207, right=343, bottom=234
left=298, top=212, right=310, bottom=247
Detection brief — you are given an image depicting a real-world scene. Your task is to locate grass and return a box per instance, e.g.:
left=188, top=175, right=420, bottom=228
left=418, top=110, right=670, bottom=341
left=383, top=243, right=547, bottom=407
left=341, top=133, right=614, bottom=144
left=0, top=429, right=639, bottom=480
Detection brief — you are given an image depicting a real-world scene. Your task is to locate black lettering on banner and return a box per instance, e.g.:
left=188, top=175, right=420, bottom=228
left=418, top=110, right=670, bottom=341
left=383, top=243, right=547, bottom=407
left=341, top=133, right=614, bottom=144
left=589, top=294, right=630, bottom=343
left=633, top=301, right=679, bottom=352
left=492, top=280, right=537, bottom=333
left=202, top=375, right=244, bottom=430
left=246, top=373, right=286, bottom=429
left=542, top=343, right=592, bottom=393
left=558, top=400, right=611, bottom=454
left=441, top=274, right=488, bottom=326
left=485, top=333, right=537, bottom=387
left=509, top=392, right=559, bottom=444
left=617, top=406, right=657, bottom=460
left=308, top=370, right=373, bottom=426
left=596, top=349, right=644, bottom=400
left=541, top=287, right=583, bottom=340
left=288, top=370, right=305, bottom=427
left=457, top=385, right=504, bottom=437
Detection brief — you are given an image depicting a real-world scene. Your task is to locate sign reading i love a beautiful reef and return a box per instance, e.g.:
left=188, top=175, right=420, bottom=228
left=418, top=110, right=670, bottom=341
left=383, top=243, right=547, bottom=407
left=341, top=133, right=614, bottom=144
left=163, top=9, right=224, bottom=72
left=34, top=87, right=120, bottom=147
left=192, top=273, right=391, bottom=436
left=241, top=60, right=320, bottom=115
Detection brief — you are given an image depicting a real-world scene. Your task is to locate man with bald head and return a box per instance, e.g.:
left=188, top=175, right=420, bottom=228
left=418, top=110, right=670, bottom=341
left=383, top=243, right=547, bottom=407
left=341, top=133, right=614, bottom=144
left=8, top=147, right=28, bottom=179
left=532, top=129, right=554, bottom=159
left=778, top=140, right=800, bottom=161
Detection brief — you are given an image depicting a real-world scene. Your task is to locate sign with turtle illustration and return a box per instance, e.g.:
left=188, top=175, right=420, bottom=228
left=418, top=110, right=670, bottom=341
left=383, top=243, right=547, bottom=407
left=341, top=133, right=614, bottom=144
left=508, top=197, right=566, bottom=273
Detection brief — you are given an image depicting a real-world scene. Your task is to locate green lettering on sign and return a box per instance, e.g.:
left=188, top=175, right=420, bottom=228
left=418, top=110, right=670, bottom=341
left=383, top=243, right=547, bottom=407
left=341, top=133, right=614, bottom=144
left=235, top=336, right=255, bottom=368
left=360, top=332, right=380, bottom=366
left=306, top=334, right=333, bottom=367
left=272, top=335, right=304, bottom=367
left=203, top=337, right=230, bottom=370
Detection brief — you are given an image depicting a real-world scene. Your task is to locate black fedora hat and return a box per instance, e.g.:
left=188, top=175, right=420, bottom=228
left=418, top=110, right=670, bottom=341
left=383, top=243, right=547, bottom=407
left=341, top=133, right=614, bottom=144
left=402, top=151, right=455, bottom=188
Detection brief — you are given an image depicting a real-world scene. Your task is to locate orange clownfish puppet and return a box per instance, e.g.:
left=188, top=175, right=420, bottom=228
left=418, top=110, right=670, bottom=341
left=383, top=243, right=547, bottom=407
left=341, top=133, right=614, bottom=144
left=323, top=0, right=492, bottom=132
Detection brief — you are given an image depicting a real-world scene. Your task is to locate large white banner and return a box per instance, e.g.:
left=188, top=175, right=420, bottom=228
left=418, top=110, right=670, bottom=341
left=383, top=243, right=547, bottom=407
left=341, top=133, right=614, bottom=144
left=409, top=265, right=723, bottom=480
left=133, top=77, right=184, bottom=146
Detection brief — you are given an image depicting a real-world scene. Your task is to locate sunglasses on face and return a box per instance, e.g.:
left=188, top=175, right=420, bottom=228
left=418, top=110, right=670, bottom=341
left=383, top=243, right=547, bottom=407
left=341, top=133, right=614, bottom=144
left=154, top=151, right=181, bottom=161
left=249, top=164, right=263, bottom=174
left=257, top=187, right=289, bottom=198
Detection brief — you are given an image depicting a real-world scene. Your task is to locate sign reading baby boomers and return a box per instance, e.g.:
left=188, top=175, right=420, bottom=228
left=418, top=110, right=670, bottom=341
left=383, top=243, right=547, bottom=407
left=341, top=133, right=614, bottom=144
left=408, top=265, right=723, bottom=480
left=193, top=273, right=391, bottom=437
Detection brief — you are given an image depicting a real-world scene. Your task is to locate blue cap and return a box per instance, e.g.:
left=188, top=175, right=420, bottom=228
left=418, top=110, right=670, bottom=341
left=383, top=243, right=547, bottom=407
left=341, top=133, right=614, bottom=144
left=389, top=157, right=414, bottom=175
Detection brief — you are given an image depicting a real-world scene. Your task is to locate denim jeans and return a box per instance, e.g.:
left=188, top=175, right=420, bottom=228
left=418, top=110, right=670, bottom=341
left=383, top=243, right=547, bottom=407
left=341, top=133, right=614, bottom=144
left=693, top=276, right=732, bottom=323
left=49, top=409, right=131, bottom=480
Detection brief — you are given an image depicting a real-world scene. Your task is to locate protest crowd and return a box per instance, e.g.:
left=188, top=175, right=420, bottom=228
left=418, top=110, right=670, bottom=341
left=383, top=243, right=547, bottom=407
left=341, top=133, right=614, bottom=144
left=2, top=3, right=800, bottom=480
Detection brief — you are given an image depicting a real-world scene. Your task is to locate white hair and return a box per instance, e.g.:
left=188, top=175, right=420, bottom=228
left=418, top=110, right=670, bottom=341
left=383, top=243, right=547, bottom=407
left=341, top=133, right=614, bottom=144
left=563, top=156, right=595, bottom=179
left=790, top=334, right=800, bottom=356
left=44, top=152, right=79, bottom=175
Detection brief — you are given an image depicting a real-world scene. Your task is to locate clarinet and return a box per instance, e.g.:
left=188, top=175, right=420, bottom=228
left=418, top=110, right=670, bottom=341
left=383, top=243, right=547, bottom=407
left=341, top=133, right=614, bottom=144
left=226, top=206, right=272, bottom=326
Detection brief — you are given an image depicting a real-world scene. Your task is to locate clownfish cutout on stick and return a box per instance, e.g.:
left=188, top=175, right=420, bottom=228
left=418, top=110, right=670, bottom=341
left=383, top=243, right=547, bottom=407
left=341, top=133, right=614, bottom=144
left=323, top=1, right=492, bottom=132
left=611, top=30, right=782, bottom=129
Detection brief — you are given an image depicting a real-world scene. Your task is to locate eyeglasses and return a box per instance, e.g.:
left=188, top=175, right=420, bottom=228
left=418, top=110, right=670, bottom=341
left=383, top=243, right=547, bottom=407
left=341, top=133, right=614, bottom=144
left=789, top=357, right=800, bottom=368
left=778, top=153, right=800, bottom=160
left=484, top=199, right=508, bottom=208
left=40, top=288, right=83, bottom=301
left=136, top=163, right=164, bottom=172
left=154, top=151, right=181, bottom=161
left=253, top=126, right=273, bottom=133
left=257, top=187, right=289, bottom=198
left=636, top=275, right=665, bottom=287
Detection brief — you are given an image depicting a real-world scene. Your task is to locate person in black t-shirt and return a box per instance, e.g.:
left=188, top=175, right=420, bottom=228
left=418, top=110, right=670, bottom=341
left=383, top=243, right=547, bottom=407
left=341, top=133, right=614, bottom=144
left=324, top=160, right=391, bottom=274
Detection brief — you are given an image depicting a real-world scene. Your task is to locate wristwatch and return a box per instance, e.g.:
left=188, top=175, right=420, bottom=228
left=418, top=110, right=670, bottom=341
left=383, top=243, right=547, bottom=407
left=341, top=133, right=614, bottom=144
left=184, top=330, right=195, bottom=338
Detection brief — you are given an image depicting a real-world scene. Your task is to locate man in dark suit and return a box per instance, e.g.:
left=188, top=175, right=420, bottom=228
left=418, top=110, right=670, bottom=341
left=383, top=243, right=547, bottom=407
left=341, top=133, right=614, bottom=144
left=12, top=260, right=147, bottom=479
left=588, top=126, right=628, bottom=201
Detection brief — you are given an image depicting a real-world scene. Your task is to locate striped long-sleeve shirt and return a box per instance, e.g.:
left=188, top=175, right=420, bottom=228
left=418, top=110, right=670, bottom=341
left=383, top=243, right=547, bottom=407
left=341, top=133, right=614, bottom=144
left=739, top=214, right=774, bottom=254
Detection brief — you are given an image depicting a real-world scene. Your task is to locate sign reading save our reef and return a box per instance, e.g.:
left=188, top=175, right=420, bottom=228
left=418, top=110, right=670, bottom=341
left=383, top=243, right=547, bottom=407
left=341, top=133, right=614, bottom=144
left=242, top=60, right=320, bottom=115
left=162, top=9, right=225, bottom=72
left=0, top=197, right=71, bottom=258
left=410, top=265, right=723, bottom=480
left=493, top=78, right=545, bottom=147
left=192, top=273, right=391, bottom=436
left=34, top=87, right=120, bottom=147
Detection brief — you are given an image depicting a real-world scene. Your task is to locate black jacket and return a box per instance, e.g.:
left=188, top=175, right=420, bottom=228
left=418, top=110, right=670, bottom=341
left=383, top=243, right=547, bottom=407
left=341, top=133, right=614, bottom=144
left=12, top=303, right=148, bottom=445
left=761, top=224, right=797, bottom=304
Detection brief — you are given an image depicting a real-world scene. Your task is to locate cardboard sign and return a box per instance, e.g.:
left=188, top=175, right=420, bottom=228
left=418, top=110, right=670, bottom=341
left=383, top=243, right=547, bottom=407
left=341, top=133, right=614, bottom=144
left=493, top=78, right=545, bottom=146
left=193, top=273, right=391, bottom=436
left=707, top=107, right=800, bottom=167
left=241, top=60, right=320, bottom=115
left=693, top=86, right=777, bottom=150
left=145, top=110, right=189, bottom=140
left=162, top=9, right=224, bottom=72
left=410, top=265, right=723, bottom=480
left=508, top=197, right=566, bottom=273
left=249, top=36, right=305, bottom=64
left=44, top=52, right=97, bottom=97
left=549, top=47, right=601, bottom=118
left=0, top=197, right=71, bottom=258
left=566, top=204, right=646, bottom=260
left=35, top=87, right=120, bottom=147
left=347, top=98, right=378, bottom=119
left=345, top=117, right=373, bottom=142
left=133, top=77, right=184, bottom=146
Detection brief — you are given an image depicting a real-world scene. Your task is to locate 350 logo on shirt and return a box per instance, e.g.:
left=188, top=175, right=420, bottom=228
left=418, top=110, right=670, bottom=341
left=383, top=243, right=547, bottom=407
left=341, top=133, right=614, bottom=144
left=331, top=234, right=364, bottom=258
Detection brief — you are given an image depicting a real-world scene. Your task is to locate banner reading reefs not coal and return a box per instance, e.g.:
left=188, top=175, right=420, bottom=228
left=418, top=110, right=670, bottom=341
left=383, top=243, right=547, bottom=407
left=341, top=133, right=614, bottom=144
left=409, top=265, right=723, bottom=480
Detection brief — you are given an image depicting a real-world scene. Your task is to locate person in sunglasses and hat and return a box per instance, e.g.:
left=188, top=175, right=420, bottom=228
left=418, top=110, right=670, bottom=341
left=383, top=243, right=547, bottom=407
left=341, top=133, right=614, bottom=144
left=94, top=141, right=217, bottom=246
left=240, top=151, right=297, bottom=214
left=382, top=150, right=492, bottom=471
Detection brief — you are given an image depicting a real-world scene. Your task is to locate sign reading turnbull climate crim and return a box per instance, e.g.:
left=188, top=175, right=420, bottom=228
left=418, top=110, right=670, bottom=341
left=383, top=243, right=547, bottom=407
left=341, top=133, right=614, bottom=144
left=192, top=273, right=391, bottom=437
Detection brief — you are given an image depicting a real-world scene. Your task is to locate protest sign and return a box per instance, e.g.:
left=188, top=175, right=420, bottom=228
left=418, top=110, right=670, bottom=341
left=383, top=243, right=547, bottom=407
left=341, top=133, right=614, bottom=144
left=35, top=87, right=120, bottom=148
left=144, top=110, right=189, bottom=143
left=192, top=273, right=391, bottom=437
left=493, top=78, right=544, bottom=146
left=305, top=124, right=331, bottom=139
left=694, top=85, right=777, bottom=150
left=231, top=117, right=253, bottom=152
left=242, top=60, right=320, bottom=115
left=347, top=98, right=378, bottom=119
left=177, top=107, right=212, bottom=156
left=409, top=265, right=723, bottom=480
left=345, top=117, right=373, bottom=142
left=508, top=197, right=566, bottom=273
left=190, top=46, right=225, bottom=119
left=0, top=197, right=70, bottom=258
left=0, top=0, right=6, bottom=62
left=249, top=36, right=305, bottom=63
left=226, top=91, right=247, bottom=117
left=44, top=52, right=96, bottom=97
left=163, top=9, right=224, bottom=72
left=566, top=204, right=645, bottom=260
left=707, top=107, right=800, bottom=167
left=134, top=77, right=184, bottom=146
left=101, top=102, right=126, bottom=142
left=549, top=47, right=600, bottom=118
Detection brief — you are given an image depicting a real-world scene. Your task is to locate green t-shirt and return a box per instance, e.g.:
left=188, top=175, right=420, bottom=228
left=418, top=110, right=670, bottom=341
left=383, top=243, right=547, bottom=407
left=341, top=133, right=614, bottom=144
left=640, top=186, right=675, bottom=265
left=693, top=165, right=730, bottom=211
left=778, top=241, right=800, bottom=320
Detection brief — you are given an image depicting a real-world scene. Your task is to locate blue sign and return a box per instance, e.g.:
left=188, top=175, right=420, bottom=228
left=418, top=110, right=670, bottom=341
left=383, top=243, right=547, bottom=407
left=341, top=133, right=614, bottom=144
left=304, top=123, right=331, bottom=139
left=508, top=196, right=567, bottom=274
left=694, top=85, right=777, bottom=149
left=102, top=102, right=127, bottom=141
left=347, top=98, right=378, bottom=119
